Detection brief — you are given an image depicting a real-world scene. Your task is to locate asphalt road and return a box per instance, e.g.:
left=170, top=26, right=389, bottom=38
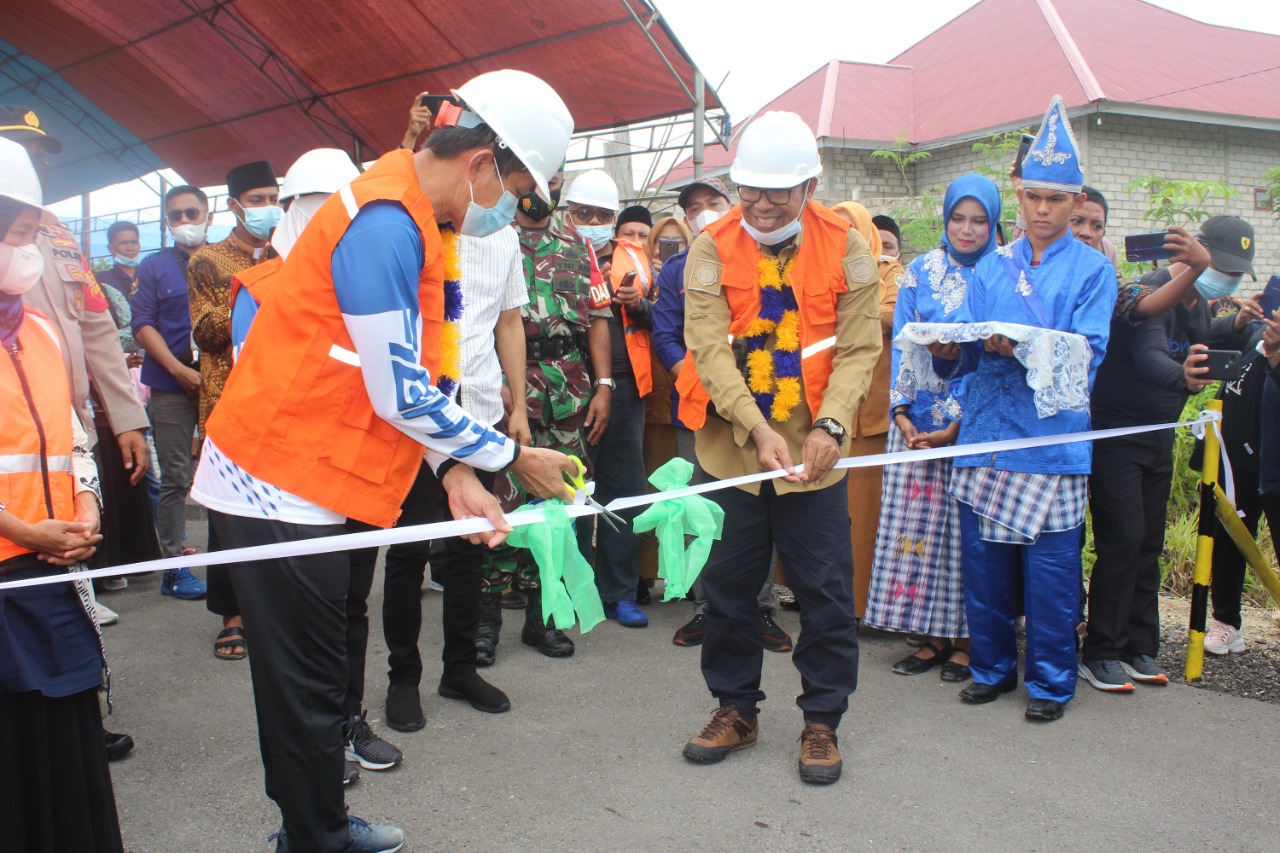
left=96, top=515, right=1280, bottom=852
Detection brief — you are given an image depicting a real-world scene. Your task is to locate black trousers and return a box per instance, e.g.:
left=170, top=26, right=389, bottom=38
left=345, top=521, right=378, bottom=718
left=1211, top=452, right=1261, bottom=629
left=212, top=510, right=351, bottom=853
left=383, top=465, right=494, bottom=686
left=700, top=480, right=859, bottom=729
left=1085, top=431, right=1173, bottom=660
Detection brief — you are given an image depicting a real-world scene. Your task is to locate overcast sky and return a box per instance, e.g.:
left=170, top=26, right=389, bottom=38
left=50, top=0, right=1280, bottom=225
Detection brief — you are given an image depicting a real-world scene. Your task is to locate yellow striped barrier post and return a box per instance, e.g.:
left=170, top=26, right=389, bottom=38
left=1185, top=399, right=1222, bottom=682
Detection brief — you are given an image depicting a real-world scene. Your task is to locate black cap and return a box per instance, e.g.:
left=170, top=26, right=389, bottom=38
left=0, top=105, right=63, bottom=154
left=677, top=177, right=731, bottom=210
left=615, top=204, right=652, bottom=233
left=226, top=160, right=278, bottom=199
left=871, top=214, right=900, bottom=245
left=1196, top=215, right=1257, bottom=280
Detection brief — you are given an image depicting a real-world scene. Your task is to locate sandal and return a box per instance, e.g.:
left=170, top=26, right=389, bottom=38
left=940, top=645, right=972, bottom=682
left=892, top=638, right=952, bottom=675
left=213, top=626, right=247, bottom=661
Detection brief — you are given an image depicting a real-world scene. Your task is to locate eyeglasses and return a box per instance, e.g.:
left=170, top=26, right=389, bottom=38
left=738, top=185, right=801, bottom=205
left=166, top=207, right=205, bottom=224
left=568, top=207, right=616, bottom=225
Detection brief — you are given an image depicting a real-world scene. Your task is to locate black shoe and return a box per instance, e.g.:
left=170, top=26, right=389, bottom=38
left=636, top=577, right=652, bottom=605
left=1025, top=698, right=1065, bottom=721
left=673, top=613, right=707, bottom=647
left=385, top=683, right=425, bottom=732
left=501, top=589, right=526, bottom=610
left=104, top=729, right=134, bottom=762
left=939, top=646, right=972, bottom=683
left=521, top=589, right=575, bottom=657
left=959, top=677, right=1018, bottom=704
left=760, top=609, right=793, bottom=653
left=438, top=672, right=511, bottom=714
left=892, top=639, right=951, bottom=675
left=475, top=593, right=502, bottom=667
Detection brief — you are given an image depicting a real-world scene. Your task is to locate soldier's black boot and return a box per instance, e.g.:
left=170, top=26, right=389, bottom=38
left=521, top=586, right=575, bottom=657
left=475, top=592, right=502, bottom=667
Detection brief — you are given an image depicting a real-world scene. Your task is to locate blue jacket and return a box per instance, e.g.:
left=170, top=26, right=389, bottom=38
left=946, top=231, right=1116, bottom=474
left=651, top=249, right=689, bottom=429
left=130, top=247, right=193, bottom=394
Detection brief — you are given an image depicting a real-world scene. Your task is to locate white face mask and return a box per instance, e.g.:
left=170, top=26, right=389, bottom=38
left=0, top=242, right=45, bottom=295
left=689, top=208, right=725, bottom=237
left=739, top=212, right=802, bottom=247
left=170, top=221, right=208, bottom=248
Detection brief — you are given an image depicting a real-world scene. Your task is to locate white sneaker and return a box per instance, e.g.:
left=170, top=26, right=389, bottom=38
left=102, top=576, right=128, bottom=591
left=1204, top=619, right=1245, bottom=655
left=94, top=600, right=119, bottom=626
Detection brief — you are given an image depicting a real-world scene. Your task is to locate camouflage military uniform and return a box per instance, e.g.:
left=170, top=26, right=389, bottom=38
left=481, top=223, right=610, bottom=593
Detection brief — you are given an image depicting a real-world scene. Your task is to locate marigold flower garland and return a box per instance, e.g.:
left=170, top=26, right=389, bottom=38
left=743, top=255, right=801, bottom=421
left=437, top=225, right=464, bottom=398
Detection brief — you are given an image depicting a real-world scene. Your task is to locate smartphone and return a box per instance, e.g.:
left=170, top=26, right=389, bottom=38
left=1124, top=231, right=1176, bottom=263
left=1202, top=349, right=1243, bottom=382
left=1257, top=274, right=1280, bottom=320
left=657, top=237, right=681, bottom=262
left=1011, top=133, right=1035, bottom=179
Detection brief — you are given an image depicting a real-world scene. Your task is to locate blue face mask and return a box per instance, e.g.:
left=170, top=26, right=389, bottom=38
left=460, top=159, right=517, bottom=238
left=575, top=224, right=613, bottom=250
left=113, top=254, right=139, bottom=269
left=236, top=202, right=283, bottom=240
left=1194, top=266, right=1243, bottom=301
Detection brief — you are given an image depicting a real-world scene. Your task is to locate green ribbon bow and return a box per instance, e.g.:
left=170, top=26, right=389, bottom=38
left=505, top=501, right=605, bottom=633
left=632, top=458, right=725, bottom=601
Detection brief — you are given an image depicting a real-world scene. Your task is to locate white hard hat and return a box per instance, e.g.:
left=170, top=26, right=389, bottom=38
left=0, top=137, right=56, bottom=225
left=564, top=169, right=620, bottom=211
left=729, top=111, right=822, bottom=189
left=280, top=148, right=361, bottom=202
left=453, top=69, right=574, bottom=204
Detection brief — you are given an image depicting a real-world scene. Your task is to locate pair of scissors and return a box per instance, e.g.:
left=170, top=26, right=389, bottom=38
left=566, top=456, right=627, bottom=531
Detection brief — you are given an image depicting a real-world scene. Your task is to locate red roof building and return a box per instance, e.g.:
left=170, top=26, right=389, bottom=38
left=660, top=0, right=1280, bottom=272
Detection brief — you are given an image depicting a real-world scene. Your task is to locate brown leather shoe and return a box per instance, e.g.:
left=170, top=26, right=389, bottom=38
left=682, top=706, right=758, bottom=764
left=798, top=722, right=842, bottom=784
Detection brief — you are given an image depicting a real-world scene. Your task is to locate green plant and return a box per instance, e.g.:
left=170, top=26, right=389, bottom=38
left=870, top=131, right=931, bottom=197
left=1126, top=174, right=1239, bottom=228
left=1264, top=166, right=1280, bottom=217
left=889, top=184, right=945, bottom=256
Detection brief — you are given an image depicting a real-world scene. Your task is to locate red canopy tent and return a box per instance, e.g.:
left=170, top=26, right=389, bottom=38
left=0, top=0, right=721, bottom=199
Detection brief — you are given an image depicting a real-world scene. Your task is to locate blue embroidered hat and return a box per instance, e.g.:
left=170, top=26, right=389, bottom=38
left=1020, top=95, right=1084, bottom=193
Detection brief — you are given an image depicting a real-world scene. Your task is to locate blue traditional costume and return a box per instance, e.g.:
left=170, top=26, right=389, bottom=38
left=864, top=175, right=1002, bottom=639
left=943, top=97, right=1116, bottom=708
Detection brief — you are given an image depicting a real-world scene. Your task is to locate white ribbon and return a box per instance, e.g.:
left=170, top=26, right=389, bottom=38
left=0, top=411, right=1224, bottom=591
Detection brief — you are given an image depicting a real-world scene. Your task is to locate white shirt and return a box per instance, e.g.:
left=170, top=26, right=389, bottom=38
left=457, top=226, right=528, bottom=427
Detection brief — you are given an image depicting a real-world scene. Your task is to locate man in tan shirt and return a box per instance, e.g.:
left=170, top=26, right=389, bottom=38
left=677, top=112, right=881, bottom=785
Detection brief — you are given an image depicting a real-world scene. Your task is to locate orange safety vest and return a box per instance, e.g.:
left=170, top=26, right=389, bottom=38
left=1, top=310, right=76, bottom=562
left=675, top=203, right=851, bottom=430
left=610, top=239, right=654, bottom=397
left=206, top=150, right=447, bottom=528
left=228, top=255, right=281, bottom=318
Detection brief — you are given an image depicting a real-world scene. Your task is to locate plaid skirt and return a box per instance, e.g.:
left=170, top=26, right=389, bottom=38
left=863, top=424, right=968, bottom=637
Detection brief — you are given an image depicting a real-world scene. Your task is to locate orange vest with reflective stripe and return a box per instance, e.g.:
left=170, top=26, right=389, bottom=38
left=675, top=203, right=851, bottom=430
left=206, top=150, right=446, bottom=528
left=228, top=255, right=281, bottom=317
left=1, top=310, right=76, bottom=562
left=610, top=240, right=653, bottom=397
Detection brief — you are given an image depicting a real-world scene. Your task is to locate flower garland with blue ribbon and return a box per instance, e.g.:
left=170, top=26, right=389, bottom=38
left=742, top=255, right=801, bottom=421
left=437, top=225, right=464, bottom=397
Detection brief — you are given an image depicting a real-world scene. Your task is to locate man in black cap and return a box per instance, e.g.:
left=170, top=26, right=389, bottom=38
left=872, top=214, right=901, bottom=261
left=185, top=161, right=281, bottom=662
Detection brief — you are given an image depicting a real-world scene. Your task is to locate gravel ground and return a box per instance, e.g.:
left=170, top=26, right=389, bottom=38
left=1158, top=595, right=1280, bottom=704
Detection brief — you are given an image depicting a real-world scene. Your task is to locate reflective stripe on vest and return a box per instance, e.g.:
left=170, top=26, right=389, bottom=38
left=0, top=454, right=73, bottom=474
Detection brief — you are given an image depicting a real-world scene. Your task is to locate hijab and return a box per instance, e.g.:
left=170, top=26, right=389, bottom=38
left=0, top=202, right=27, bottom=350
left=831, top=201, right=884, bottom=260
left=939, top=174, right=1002, bottom=267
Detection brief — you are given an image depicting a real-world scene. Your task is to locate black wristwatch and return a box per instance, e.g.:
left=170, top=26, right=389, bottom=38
left=813, top=417, right=846, bottom=444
